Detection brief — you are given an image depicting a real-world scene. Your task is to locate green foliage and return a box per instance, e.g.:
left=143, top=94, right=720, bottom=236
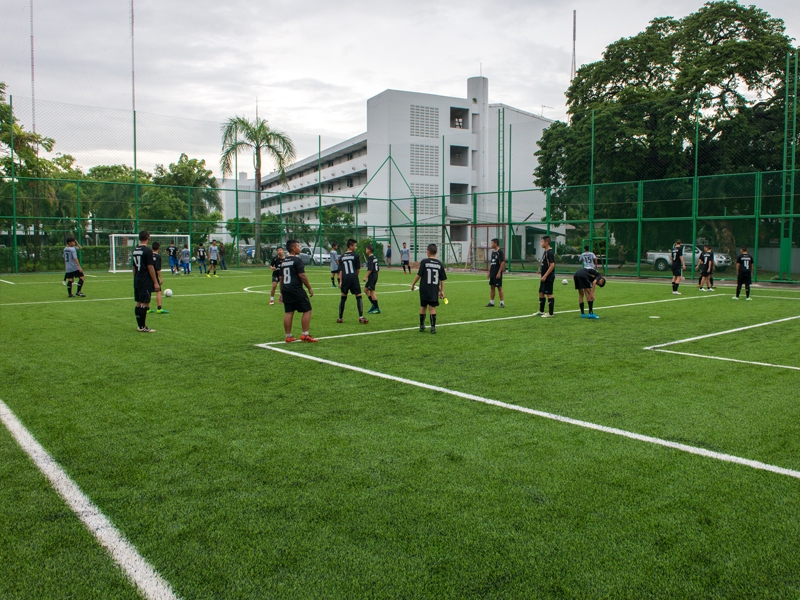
left=320, top=206, right=355, bottom=249
left=356, top=237, right=383, bottom=263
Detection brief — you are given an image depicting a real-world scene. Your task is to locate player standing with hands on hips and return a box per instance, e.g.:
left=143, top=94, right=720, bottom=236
left=279, top=240, right=316, bottom=342
left=411, top=243, right=447, bottom=334
left=132, top=231, right=160, bottom=333
left=538, top=236, right=556, bottom=317
left=486, top=237, right=505, bottom=308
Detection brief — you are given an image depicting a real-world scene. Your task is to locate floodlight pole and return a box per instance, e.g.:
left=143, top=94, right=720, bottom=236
left=10, top=95, right=18, bottom=274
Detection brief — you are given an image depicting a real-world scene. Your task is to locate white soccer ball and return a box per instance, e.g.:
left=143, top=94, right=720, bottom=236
left=562, top=279, right=569, bottom=285
left=192, top=257, right=196, bottom=262
left=164, top=289, right=173, bottom=297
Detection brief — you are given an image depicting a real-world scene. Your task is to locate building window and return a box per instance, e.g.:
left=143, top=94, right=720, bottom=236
left=450, top=145, right=469, bottom=167
left=410, top=144, right=440, bottom=177
left=359, top=200, right=368, bottom=214
left=327, top=184, right=333, bottom=192
left=346, top=153, right=353, bottom=161
left=347, top=178, right=354, bottom=188
left=450, top=224, right=468, bottom=241
left=327, top=160, right=333, bottom=168
left=410, top=105, right=439, bottom=138
left=450, top=183, right=468, bottom=204
left=450, top=107, right=469, bottom=129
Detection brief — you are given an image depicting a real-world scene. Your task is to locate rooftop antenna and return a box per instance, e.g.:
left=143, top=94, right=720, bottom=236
left=570, top=10, right=577, bottom=81
left=30, top=0, right=36, bottom=136
left=541, top=105, right=553, bottom=116
left=130, top=0, right=135, bottom=111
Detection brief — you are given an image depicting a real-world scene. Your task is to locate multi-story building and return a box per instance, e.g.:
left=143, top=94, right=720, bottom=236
left=259, top=76, right=553, bottom=263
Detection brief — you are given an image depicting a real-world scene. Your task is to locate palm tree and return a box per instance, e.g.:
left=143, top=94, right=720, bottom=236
left=220, top=116, right=295, bottom=262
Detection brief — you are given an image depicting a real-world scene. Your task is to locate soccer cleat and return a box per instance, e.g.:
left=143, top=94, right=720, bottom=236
left=75, top=292, right=86, bottom=297
left=337, top=318, right=343, bottom=323
left=157, top=309, right=169, bottom=314
left=500, top=304, right=505, bottom=308
left=534, top=311, right=544, bottom=316
left=710, top=287, right=716, bottom=291
left=67, top=294, right=74, bottom=298
left=485, top=303, right=494, bottom=307
left=367, top=307, right=376, bottom=314
left=419, top=326, right=426, bottom=332
left=672, top=291, right=681, bottom=295
left=732, top=296, right=739, bottom=300
left=372, top=309, right=381, bottom=314
left=269, top=299, right=274, bottom=305
left=148, top=309, right=156, bottom=314
left=137, top=326, right=156, bottom=333
left=300, top=334, right=318, bottom=343
left=331, top=283, right=337, bottom=288
left=430, top=327, right=437, bottom=334
left=580, top=313, right=587, bottom=318
left=587, top=313, right=600, bottom=319
left=746, top=297, right=752, bottom=301
left=206, top=274, right=211, bottom=278
left=285, top=335, right=297, bottom=343
left=541, top=313, right=553, bottom=318
left=62, top=280, right=66, bottom=286
left=214, top=274, right=219, bottom=278
left=359, top=317, right=369, bottom=324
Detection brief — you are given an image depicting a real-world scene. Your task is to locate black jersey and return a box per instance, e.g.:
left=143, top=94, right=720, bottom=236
left=540, top=248, right=556, bottom=279
left=490, top=249, right=505, bottom=274
left=366, top=254, right=379, bottom=274
left=671, top=245, right=683, bottom=265
left=153, top=253, right=162, bottom=272
left=197, top=247, right=207, bottom=260
left=736, top=253, right=753, bottom=275
left=339, top=251, right=361, bottom=280
left=279, top=255, right=306, bottom=296
left=270, top=255, right=283, bottom=270
left=167, top=245, right=178, bottom=258
left=133, top=244, right=155, bottom=288
left=700, top=251, right=713, bottom=271
left=417, top=258, right=447, bottom=298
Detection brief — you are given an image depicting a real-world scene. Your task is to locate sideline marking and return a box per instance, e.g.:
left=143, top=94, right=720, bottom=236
left=259, top=346, right=800, bottom=481
left=0, top=290, right=248, bottom=307
left=0, top=279, right=15, bottom=284
left=650, top=349, right=800, bottom=371
left=643, top=314, right=800, bottom=350
left=0, top=399, right=179, bottom=600
left=257, top=294, right=721, bottom=345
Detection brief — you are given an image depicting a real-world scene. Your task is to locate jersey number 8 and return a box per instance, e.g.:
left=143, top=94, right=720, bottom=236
left=283, top=267, right=291, bottom=284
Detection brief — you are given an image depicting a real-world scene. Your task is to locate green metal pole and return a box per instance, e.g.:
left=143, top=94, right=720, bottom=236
left=636, top=180, right=643, bottom=277
left=788, top=50, right=798, bottom=278
left=441, top=136, right=446, bottom=251
left=188, top=187, right=192, bottom=246
left=691, top=96, right=700, bottom=273
left=507, top=124, right=512, bottom=268
left=413, top=189, right=418, bottom=262
left=10, top=95, right=19, bottom=274
left=779, top=52, right=791, bottom=278
left=546, top=188, right=552, bottom=238
left=279, top=192, right=283, bottom=247
left=133, top=109, right=139, bottom=233
left=235, top=131, right=240, bottom=268
left=754, top=171, right=762, bottom=283
left=76, top=180, right=82, bottom=260
left=589, top=110, right=595, bottom=250
left=316, top=135, right=322, bottom=255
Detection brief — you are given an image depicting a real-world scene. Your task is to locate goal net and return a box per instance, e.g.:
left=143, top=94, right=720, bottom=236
left=109, top=234, right=191, bottom=273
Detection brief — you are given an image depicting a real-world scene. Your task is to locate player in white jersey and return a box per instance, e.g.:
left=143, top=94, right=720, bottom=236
left=578, top=245, right=598, bottom=270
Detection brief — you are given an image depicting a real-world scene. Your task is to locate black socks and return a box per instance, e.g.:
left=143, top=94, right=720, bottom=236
left=588, top=300, right=594, bottom=314
left=548, top=298, right=554, bottom=316
left=339, top=296, right=347, bottom=319
left=135, top=306, right=147, bottom=328
left=672, top=282, right=677, bottom=291
left=420, top=314, right=425, bottom=327
left=430, top=314, right=437, bottom=327
left=67, top=282, right=72, bottom=295
left=356, top=296, right=364, bottom=317
left=539, top=298, right=546, bottom=313
left=579, top=302, right=585, bottom=315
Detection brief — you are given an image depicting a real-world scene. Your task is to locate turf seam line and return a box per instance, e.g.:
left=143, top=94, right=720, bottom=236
left=257, top=294, right=721, bottom=345
left=258, top=347, right=800, bottom=481
left=0, top=290, right=249, bottom=307
left=649, top=349, right=800, bottom=371
left=0, top=399, right=180, bottom=600
left=643, top=314, right=800, bottom=350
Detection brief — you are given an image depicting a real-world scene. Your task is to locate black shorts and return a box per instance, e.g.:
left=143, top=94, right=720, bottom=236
left=737, top=273, right=752, bottom=285
left=539, top=277, right=554, bottom=295
left=402, top=260, right=410, bottom=266
left=420, top=295, right=439, bottom=308
left=272, top=273, right=280, bottom=283
left=701, top=269, right=711, bottom=277
left=210, top=259, right=218, bottom=266
left=672, top=263, right=683, bottom=276
left=489, top=272, right=502, bottom=287
left=340, top=278, right=362, bottom=296
left=134, top=285, right=153, bottom=304
left=365, top=274, right=378, bottom=291
left=65, top=270, right=84, bottom=279
left=573, top=274, right=593, bottom=290
left=282, top=292, right=311, bottom=314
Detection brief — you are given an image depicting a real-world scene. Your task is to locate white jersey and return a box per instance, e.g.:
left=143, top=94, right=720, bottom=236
left=579, top=252, right=597, bottom=270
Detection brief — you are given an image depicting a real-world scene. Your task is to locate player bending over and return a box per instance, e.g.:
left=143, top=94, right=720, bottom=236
left=63, top=237, right=86, bottom=298
left=269, top=246, right=285, bottom=305
left=279, top=240, right=316, bottom=342
left=411, top=243, right=447, bottom=334
left=400, top=242, right=411, bottom=274
left=538, top=236, right=556, bottom=317
left=329, top=242, right=340, bottom=287
left=486, top=237, right=506, bottom=308
left=573, top=267, right=605, bottom=319
left=337, top=238, right=368, bottom=324
left=670, top=239, right=685, bottom=294
left=734, top=246, right=754, bottom=300
left=148, top=242, right=169, bottom=314
left=207, top=240, right=220, bottom=277
left=364, top=244, right=381, bottom=314
left=132, top=230, right=160, bottom=333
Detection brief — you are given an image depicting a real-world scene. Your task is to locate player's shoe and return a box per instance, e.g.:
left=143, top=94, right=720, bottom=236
left=732, top=296, right=739, bottom=300
left=580, top=313, right=587, bottom=318
left=148, top=309, right=156, bottom=313
left=672, top=291, right=681, bottom=295
left=157, top=309, right=169, bottom=314
left=358, top=317, right=369, bottom=324
left=367, top=307, right=376, bottom=314
left=541, top=313, right=553, bottom=318
left=213, top=274, right=219, bottom=278
left=500, top=304, right=505, bottom=308
left=269, top=299, right=274, bottom=305
left=62, top=280, right=66, bottom=286
left=206, top=273, right=211, bottom=278
left=746, top=297, right=752, bottom=301
left=137, top=326, right=156, bottom=333
left=372, top=309, right=381, bottom=314
left=285, top=335, right=297, bottom=343
left=337, top=318, right=343, bottom=323
left=75, top=292, right=86, bottom=297
left=331, top=282, right=337, bottom=288
left=419, top=325, right=426, bottom=332
left=300, top=334, right=318, bottom=343
left=710, top=287, right=716, bottom=291
left=430, top=327, right=437, bottom=334
left=67, top=294, right=74, bottom=298
left=485, top=303, right=494, bottom=307
left=587, top=313, right=600, bottom=319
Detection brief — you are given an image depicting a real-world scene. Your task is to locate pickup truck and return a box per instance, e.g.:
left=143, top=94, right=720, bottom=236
left=645, top=244, right=732, bottom=272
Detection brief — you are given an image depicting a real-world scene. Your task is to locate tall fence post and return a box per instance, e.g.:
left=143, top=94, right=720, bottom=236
left=10, top=95, right=19, bottom=274
left=316, top=135, right=322, bottom=253
left=133, top=109, right=139, bottom=233
left=754, top=171, right=762, bottom=283
left=589, top=110, right=595, bottom=250
left=787, top=50, right=798, bottom=278
left=546, top=188, right=552, bottom=238
left=507, top=124, right=512, bottom=267
left=279, top=192, right=283, bottom=247
left=441, top=136, right=446, bottom=251
left=234, top=131, right=240, bottom=268
left=187, top=187, right=193, bottom=245
left=636, top=180, right=643, bottom=277
left=76, top=180, right=82, bottom=258
left=691, top=95, right=700, bottom=273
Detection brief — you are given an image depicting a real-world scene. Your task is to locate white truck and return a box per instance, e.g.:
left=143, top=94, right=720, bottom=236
left=644, top=244, right=732, bottom=272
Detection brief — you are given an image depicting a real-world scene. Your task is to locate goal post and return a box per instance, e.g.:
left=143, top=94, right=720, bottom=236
left=109, top=234, right=191, bottom=273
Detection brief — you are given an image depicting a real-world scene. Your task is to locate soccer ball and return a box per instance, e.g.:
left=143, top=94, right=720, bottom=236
left=192, top=257, right=196, bottom=262
left=164, top=289, right=173, bottom=297
left=562, top=279, right=569, bottom=285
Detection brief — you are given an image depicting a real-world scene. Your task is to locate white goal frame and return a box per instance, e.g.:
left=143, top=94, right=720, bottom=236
left=109, top=234, right=191, bottom=273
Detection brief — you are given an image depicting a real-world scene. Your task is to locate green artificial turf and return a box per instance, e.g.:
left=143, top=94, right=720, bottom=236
left=1, top=267, right=799, bottom=598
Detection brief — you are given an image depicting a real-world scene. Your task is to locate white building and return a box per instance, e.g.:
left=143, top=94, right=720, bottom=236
left=260, top=76, right=554, bottom=263
left=216, top=171, right=256, bottom=243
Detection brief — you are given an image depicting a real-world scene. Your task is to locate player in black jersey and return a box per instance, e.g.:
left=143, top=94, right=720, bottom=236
left=337, top=239, right=368, bottom=324
left=363, top=244, right=381, bottom=314
left=132, top=231, right=160, bottom=332
left=411, top=243, right=447, bottom=334
left=734, top=246, right=754, bottom=300
left=697, top=244, right=713, bottom=291
left=573, top=267, right=605, bottom=319
left=538, top=236, right=556, bottom=317
left=196, top=242, right=207, bottom=274
left=148, top=242, right=169, bottom=314
left=269, top=246, right=285, bottom=306
left=670, top=239, right=685, bottom=295
left=486, top=238, right=506, bottom=308
left=279, top=240, right=316, bottom=342
left=167, top=240, right=179, bottom=275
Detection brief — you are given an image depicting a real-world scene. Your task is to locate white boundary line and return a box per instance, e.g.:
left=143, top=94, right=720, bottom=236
left=259, top=346, right=800, bottom=480
left=643, top=314, right=800, bottom=350
left=650, top=349, right=800, bottom=371
left=0, top=278, right=15, bottom=284
left=0, top=399, right=179, bottom=600
left=257, top=294, right=721, bottom=345
left=0, top=290, right=249, bottom=307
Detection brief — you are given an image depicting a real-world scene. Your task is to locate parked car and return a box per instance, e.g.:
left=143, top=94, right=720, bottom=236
left=645, top=244, right=732, bottom=272
left=301, top=246, right=331, bottom=265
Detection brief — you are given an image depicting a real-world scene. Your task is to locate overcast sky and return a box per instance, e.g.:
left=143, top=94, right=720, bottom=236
left=1, top=0, right=799, bottom=173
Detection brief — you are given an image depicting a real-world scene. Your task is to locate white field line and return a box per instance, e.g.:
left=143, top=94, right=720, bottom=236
left=0, top=399, right=179, bottom=600
left=643, top=314, right=800, bottom=350
left=260, top=346, right=800, bottom=480
left=257, top=293, right=721, bottom=345
left=752, top=295, right=800, bottom=301
left=650, top=349, right=800, bottom=371
left=0, top=290, right=249, bottom=307
left=0, top=279, right=15, bottom=284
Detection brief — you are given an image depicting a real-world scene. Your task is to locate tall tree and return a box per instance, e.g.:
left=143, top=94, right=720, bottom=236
left=153, top=153, right=221, bottom=216
left=220, top=116, right=295, bottom=263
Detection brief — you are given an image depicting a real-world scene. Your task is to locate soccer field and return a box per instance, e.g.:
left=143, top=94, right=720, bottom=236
left=1, top=267, right=800, bottom=599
